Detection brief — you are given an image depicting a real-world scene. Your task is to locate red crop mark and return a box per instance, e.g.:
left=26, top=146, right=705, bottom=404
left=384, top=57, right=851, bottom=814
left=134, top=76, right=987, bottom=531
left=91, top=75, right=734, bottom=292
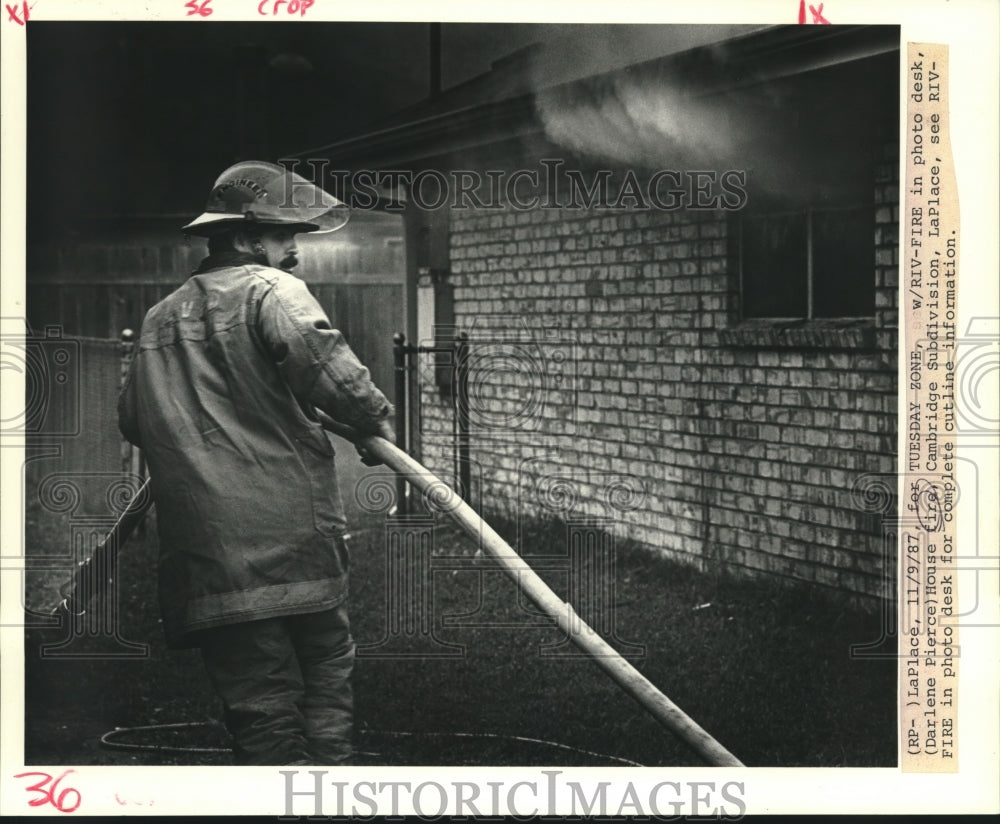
left=798, top=0, right=831, bottom=24
left=6, top=1, right=30, bottom=25
left=257, top=0, right=315, bottom=15
left=13, top=770, right=82, bottom=813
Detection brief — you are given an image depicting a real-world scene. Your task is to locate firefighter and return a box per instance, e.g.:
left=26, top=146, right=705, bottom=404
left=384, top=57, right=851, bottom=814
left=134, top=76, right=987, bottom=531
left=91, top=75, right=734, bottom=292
left=118, top=160, right=394, bottom=765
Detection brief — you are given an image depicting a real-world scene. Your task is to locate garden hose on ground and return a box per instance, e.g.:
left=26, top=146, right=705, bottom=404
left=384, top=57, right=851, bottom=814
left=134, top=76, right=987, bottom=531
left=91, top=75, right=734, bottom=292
left=99, top=721, right=645, bottom=766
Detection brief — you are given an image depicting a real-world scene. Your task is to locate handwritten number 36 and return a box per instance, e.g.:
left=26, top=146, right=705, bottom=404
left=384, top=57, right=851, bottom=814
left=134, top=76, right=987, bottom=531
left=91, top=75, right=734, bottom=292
left=14, top=770, right=82, bottom=813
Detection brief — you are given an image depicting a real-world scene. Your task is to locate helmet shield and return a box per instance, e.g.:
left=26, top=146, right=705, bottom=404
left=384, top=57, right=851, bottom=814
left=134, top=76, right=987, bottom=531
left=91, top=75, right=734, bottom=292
left=183, top=160, right=349, bottom=236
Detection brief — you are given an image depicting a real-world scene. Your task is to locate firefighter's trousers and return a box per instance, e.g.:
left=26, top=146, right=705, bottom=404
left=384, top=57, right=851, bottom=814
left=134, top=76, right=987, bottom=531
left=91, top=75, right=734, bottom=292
left=198, top=605, right=355, bottom=765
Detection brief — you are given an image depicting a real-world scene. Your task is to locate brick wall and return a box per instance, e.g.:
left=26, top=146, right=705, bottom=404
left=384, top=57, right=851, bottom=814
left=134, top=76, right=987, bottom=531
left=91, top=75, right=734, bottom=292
left=415, top=145, right=899, bottom=600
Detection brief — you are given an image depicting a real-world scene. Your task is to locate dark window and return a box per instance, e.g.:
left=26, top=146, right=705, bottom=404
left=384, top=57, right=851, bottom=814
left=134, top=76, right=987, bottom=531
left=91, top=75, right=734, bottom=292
left=733, top=52, right=895, bottom=322
left=740, top=205, right=874, bottom=319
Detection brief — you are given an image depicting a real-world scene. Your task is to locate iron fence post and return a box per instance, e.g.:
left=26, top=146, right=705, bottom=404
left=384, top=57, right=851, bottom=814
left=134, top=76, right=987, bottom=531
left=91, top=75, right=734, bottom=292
left=393, top=331, right=408, bottom=514
left=455, top=332, right=471, bottom=503
left=119, top=328, right=135, bottom=477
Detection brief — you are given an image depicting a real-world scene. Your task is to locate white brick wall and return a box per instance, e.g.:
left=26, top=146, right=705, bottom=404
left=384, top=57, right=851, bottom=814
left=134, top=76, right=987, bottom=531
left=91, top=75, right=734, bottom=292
left=415, top=143, right=899, bottom=600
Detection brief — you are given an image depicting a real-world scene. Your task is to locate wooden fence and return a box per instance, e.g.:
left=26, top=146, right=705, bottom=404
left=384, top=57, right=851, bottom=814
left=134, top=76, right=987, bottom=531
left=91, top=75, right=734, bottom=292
left=27, top=281, right=403, bottom=405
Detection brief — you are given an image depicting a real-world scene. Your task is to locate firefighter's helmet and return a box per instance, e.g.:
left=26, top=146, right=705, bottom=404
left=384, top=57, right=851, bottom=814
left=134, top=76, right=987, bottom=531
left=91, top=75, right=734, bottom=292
left=182, top=160, right=348, bottom=236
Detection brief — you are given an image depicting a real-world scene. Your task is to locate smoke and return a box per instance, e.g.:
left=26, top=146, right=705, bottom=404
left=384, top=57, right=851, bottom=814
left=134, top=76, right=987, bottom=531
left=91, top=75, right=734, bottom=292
left=536, top=74, right=745, bottom=171
left=531, top=45, right=885, bottom=210
left=514, top=26, right=765, bottom=171
left=527, top=27, right=799, bottom=200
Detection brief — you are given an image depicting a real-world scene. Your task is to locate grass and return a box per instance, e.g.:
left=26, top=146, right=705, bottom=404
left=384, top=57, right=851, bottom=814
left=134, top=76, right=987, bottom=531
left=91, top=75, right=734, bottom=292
left=21, top=495, right=896, bottom=768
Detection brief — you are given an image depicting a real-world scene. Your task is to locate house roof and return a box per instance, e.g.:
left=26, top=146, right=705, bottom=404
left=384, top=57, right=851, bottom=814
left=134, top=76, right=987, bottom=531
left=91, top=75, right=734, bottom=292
left=292, top=24, right=900, bottom=170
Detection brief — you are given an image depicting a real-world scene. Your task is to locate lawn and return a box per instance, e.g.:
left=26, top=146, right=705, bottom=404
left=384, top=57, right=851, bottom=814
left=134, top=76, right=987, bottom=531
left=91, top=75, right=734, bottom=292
left=21, top=452, right=897, bottom=768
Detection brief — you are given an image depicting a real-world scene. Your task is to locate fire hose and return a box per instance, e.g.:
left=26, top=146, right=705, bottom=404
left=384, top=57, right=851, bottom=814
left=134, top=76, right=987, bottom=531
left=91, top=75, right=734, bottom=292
left=53, top=413, right=744, bottom=768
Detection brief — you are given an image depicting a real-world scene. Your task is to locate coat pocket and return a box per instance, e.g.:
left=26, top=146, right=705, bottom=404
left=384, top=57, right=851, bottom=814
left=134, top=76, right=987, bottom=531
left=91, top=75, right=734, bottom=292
left=294, top=430, right=345, bottom=537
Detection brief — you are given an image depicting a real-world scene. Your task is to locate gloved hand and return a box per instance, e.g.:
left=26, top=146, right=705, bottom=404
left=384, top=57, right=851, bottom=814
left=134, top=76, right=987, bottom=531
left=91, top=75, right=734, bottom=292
left=355, top=418, right=396, bottom=466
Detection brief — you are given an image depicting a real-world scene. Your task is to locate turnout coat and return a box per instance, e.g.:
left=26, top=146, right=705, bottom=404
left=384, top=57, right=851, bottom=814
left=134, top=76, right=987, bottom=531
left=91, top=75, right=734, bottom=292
left=118, top=254, right=392, bottom=648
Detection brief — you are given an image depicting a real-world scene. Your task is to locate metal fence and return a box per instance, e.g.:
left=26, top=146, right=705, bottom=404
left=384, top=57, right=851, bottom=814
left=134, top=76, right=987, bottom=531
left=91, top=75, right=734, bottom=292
left=22, top=332, right=134, bottom=514
left=391, top=332, right=470, bottom=514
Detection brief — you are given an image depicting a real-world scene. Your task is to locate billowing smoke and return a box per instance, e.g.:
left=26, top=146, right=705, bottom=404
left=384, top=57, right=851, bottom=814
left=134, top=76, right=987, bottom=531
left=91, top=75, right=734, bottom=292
left=536, top=74, right=746, bottom=171
left=527, top=28, right=892, bottom=208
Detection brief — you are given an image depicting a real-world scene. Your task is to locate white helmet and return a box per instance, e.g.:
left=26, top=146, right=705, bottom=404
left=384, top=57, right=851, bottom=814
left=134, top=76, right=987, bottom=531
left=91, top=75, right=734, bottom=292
left=183, top=160, right=348, bottom=236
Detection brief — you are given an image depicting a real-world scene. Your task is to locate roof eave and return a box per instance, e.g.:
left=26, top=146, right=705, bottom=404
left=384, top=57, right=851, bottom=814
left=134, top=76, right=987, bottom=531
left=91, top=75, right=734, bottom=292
left=295, top=24, right=899, bottom=170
